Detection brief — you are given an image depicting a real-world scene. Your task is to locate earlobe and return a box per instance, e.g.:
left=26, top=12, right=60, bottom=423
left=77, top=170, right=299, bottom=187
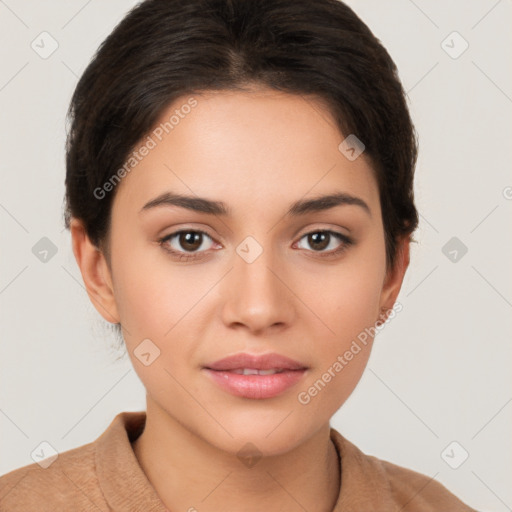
left=70, top=218, right=120, bottom=324
left=378, top=236, right=411, bottom=322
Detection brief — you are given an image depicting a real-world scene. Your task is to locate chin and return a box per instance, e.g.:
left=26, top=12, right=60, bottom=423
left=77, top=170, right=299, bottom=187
left=197, top=412, right=320, bottom=457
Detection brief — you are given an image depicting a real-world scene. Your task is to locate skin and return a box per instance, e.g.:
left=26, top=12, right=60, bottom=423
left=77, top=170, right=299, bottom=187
left=70, top=86, right=410, bottom=512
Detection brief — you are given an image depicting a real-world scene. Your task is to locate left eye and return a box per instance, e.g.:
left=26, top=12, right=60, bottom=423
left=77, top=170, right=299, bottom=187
left=296, top=230, right=351, bottom=253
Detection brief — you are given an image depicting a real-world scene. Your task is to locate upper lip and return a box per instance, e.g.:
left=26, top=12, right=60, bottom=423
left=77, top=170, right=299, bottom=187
left=204, top=353, right=308, bottom=371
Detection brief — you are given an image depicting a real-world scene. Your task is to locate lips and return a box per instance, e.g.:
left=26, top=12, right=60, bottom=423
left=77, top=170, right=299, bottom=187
left=204, top=353, right=307, bottom=372
left=203, top=353, right=308, bottom=399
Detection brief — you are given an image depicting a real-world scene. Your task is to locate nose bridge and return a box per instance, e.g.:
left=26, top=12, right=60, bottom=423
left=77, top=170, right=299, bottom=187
left=221, top=233, right=293, bottom=331
left=235, top=233, right=282, bottom=302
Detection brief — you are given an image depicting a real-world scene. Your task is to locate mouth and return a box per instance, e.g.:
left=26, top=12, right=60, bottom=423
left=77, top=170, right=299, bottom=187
left=224, top=368, right=290, bottom=375
left=202, top=352, right=308, bottom=399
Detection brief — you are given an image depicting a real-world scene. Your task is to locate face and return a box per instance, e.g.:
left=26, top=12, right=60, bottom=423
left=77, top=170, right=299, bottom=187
left=73, top=87, right=408, bottom=456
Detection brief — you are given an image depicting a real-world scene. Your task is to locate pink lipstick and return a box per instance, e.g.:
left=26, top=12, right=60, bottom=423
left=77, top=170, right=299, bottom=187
left=203, top=353, right=308, bottom=399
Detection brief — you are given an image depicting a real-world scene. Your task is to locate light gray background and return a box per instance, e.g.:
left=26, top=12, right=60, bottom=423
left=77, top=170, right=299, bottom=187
left=1, top=1, right=511, bottom=510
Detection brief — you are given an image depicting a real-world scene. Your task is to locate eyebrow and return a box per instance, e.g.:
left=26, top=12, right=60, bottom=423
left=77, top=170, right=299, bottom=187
left=139, top=191, right=371, bottom=217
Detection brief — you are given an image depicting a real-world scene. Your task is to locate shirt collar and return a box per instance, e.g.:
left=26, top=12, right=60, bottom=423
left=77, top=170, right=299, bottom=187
left=94, top=411, right=396, bottom=512
left=95, top=411, right=169, bottom=512
left=330, top=428, right=398, bottom=510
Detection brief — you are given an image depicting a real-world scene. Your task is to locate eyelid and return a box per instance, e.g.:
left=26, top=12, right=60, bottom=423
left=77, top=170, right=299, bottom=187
left=294, top=223, right=351, bottom=239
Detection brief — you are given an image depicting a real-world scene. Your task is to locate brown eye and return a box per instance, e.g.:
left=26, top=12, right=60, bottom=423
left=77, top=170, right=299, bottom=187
left=296, top=230, right=353, bottom=257
left=306, top=232, right=330, bottom=251
left=178, top=231, right=203, bottom=251
left=159, top=229, right=215, bottom=257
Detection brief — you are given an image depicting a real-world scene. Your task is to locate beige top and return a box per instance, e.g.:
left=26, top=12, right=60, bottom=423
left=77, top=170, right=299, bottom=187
left=0, top=411, right=477, bottom=511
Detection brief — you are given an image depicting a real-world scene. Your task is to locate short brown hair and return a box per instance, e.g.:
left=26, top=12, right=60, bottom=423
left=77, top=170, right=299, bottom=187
left=64, top=0, right=419, bottom=274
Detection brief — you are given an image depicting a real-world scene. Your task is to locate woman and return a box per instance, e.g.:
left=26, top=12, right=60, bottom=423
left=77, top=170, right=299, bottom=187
left=0, top=0, right=477, bottom=510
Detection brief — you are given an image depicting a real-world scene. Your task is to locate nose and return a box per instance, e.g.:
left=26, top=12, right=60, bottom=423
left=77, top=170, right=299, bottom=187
left=220, top=241, right=295, bottom=335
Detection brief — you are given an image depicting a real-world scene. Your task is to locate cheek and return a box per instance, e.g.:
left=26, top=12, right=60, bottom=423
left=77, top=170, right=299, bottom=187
left=317, top=256, right=385, bottom=341
left=298, top=243, right=386, bottom=408
left=111, top=264, right=166, bottom=335
left=297, top=278, right=381, bottom=416
left=331, top=276, right=382, bottom=339
left=110, top=236, right=198, bottom=335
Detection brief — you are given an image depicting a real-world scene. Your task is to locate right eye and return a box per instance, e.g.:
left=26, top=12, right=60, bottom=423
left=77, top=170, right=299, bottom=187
left=158, top=229, right=218, bottom=260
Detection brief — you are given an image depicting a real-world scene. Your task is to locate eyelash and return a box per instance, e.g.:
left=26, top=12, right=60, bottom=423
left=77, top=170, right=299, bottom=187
left=158, top=228, right=354, bottom=262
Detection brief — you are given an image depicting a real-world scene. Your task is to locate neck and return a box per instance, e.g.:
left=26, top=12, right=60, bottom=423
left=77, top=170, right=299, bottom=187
left=132, top=397, right=341, bottom=512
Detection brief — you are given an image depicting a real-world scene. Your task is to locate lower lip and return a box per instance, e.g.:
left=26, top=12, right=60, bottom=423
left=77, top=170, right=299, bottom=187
left=203, top=369, right=307, bottom=399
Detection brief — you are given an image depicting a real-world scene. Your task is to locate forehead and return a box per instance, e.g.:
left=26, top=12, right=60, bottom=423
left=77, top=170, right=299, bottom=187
left=112, top=88, right=379, bottom=217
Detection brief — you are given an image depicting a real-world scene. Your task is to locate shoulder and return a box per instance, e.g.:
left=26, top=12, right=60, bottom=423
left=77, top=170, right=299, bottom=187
left=373, top=455, right=477, bottom=511
left=0, top=441, right=108, bottom=512
left=330, top=428, right=478, bottom=512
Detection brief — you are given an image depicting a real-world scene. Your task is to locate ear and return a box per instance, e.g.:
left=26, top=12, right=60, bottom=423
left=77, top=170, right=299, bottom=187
left=70, top=218, right=120, bottom=324
left=377, top=235, right=410, bottom=325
